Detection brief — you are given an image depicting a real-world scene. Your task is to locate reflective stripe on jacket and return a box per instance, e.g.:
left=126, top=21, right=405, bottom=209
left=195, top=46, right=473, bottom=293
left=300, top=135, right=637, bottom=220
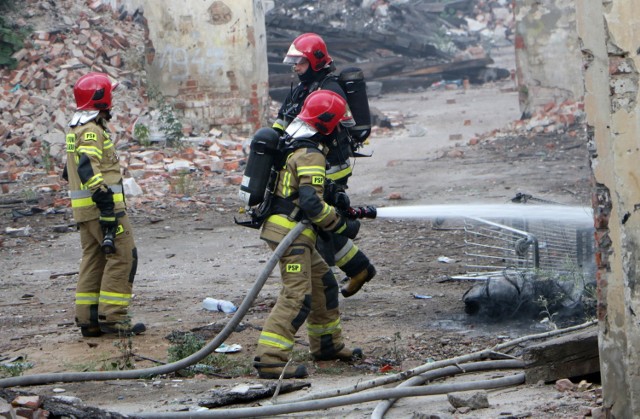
left=65, top=119, right=125, bottom=222
left=261, top=146, right=342, bottom=245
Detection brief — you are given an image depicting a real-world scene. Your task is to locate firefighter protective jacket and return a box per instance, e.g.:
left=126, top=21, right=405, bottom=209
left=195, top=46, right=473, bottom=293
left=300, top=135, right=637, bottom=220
left=261, top=145, right=347, bottom=246
left=273, top=71, right=353, bottom=184
left=65, top=118, right=125, bottom=223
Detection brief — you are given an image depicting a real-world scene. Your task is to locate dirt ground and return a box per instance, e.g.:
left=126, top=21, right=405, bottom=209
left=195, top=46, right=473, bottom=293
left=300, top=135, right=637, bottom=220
left=0, top=47, right=600, bottom=418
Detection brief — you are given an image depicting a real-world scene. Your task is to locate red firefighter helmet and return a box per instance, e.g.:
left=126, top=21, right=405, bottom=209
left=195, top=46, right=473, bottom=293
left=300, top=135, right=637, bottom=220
left=283, top=33, right=332, bottom=72
left=73, top=72, right=118, bottom=111
left=297, top=90, right=354, bottom=135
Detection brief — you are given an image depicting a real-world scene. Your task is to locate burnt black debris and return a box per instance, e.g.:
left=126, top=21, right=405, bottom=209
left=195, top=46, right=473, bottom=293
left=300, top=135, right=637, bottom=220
left=266, top=0, right=514, bottom=98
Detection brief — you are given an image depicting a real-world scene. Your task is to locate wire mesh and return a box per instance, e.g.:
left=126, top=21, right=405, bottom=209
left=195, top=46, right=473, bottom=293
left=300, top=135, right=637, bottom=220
left=462, top=215, right=595, bottom=278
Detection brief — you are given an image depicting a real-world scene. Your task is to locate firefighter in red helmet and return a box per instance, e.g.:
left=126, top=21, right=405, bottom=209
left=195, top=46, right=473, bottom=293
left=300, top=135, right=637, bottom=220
left=273, top=33, right=377, bottom=298
left=63, top=72, right=145, bottom=338
left=255, top=90, right=364, bottom=379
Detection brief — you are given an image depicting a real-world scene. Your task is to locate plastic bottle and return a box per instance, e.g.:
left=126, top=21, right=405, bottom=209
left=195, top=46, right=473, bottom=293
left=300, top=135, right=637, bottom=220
left=202, top=298, right=237, bottom=314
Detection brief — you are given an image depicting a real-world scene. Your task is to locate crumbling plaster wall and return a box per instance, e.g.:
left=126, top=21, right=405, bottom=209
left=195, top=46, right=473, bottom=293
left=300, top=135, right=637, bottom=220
left=576, top=1, right=640, bottom=417
left=514, top=0, right=583, bottom=115
left=107, top=0, right=269, bottom=134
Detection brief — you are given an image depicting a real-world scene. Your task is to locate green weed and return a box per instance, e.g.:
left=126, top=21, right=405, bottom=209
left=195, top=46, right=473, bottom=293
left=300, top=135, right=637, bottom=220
left=147, top=85, right=183, bottom=148
left=134, top=122, right=150, bottom=147
left=170, top=171, right=196, bottom=196
left=167, top=332, right=252, bottom=377
left=0, top=358, right=33, bottom=377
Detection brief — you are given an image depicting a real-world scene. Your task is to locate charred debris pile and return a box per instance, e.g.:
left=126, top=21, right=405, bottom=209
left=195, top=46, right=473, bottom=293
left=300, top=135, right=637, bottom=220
left=266, top=0, right=514, bottom=100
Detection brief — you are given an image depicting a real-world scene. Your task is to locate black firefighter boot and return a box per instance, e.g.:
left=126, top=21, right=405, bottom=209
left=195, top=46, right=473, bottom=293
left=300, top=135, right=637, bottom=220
left=80, top=325, right=103, bottom=338
left=312, top=346, right=364, bottom=362
left=254, top=358, right=308, bottom=379
left=100, top=321, right=146, bottom=337
left=340, top=264, right=376, bottom=297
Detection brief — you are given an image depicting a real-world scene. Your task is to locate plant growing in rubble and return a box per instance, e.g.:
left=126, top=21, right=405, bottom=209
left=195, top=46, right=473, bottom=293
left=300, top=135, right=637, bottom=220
left=0, top=357, right=33, bottom=377
left=100, top=331, right=137, bottom=371
left=537, top=295, right=559, bottom=330
left=167, top=332, right=252, bottom=377
left=0, top=8, right=31, bottom=70
left=41, top=140, right=53, bottom=173
left=170, top=171, right=196, bottom=196
left=133, top=122, right=151, bottom=147
left=158, top=101, right=183, bottom=147
left=147, top=85, right=184, bottom=148
left=21, top=188, right=37, bottom=202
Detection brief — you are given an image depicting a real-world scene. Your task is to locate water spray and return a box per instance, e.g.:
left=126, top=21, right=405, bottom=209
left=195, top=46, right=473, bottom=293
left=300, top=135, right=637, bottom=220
left=375, top=204, right=593, bottom=226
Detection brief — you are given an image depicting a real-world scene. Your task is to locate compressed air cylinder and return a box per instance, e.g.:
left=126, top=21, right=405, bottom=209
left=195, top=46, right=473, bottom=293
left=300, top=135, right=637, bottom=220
left=339, top=67, right=372, bottom=142
left=239, top=127, right=281, bottom=207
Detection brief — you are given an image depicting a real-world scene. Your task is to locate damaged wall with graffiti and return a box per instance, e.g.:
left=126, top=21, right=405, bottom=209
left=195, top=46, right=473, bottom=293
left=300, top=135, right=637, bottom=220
left=108, top=0, right=269, bottom=134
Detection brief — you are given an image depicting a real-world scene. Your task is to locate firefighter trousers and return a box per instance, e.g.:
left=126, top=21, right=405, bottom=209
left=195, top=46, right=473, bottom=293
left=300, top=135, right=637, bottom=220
left=75, top=214, right=138, bottom=328
left=317, top=232, right=373, bottom=279
left=255, top=240, right=345, bottom=365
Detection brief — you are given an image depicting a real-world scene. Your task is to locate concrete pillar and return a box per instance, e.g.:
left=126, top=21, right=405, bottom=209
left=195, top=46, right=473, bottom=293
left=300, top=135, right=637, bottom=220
left=514, top=0, right=583, bottom=116
left=109, top=0, right=269, bottom=135
left=576, top=1, right=640, bottom=417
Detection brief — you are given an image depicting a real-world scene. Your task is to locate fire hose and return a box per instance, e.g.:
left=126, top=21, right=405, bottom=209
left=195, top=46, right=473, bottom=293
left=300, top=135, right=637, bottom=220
left=0, top=221, right=309, bottom=388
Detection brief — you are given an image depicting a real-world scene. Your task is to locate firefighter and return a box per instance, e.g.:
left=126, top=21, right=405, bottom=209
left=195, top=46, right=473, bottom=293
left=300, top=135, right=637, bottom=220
left=255, top=90, right=363, bottom=379
left=273, top=32, right=377, bottom=298
left=63, top=72, right=144, bottom=337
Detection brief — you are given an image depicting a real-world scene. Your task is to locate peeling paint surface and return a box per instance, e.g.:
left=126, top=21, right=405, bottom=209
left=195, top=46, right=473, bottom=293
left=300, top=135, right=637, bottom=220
left=577, top=0, right=640, bottom=416
left=515, top=0, right=583, bottom=113
left=116, top=0, right=269, bottom=134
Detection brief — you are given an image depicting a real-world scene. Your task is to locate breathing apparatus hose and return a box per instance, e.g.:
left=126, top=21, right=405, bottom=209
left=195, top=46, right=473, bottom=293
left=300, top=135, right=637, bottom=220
left=0, top=221, right=309, bottom=388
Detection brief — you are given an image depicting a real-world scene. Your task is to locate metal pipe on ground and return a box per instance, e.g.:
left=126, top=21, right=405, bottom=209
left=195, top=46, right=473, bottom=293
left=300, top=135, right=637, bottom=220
left=372, top=359, right=525, bottom=418
left=135, top=373, right=526, bottom=418
left=0, top=221, right=309, bottom=388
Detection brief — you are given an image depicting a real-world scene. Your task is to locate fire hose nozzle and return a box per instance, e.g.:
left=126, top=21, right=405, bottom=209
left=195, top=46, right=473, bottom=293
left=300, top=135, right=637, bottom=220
left=347, top=206, right=377, bottom=219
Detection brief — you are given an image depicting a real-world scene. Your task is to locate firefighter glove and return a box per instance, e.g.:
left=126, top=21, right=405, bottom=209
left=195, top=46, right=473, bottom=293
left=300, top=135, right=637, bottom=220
left=340, top=218, right=360, bottom=239
left=334, top=192, right=351, bottom=211
left=99, top=212, right=118, bottom=230
left=92, top=187, right=117, bottom=229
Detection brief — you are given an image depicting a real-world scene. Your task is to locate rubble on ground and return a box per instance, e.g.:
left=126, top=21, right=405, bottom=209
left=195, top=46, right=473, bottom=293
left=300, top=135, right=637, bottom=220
left=0, top=388, right=132, bottom=419
left=0, top=0, right=249, bottom=214
left=1, top=0, right=585, bottom=249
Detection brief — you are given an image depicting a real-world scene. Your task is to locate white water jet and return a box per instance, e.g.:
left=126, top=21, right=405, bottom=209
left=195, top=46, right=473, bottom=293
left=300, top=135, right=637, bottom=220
left=376, top=204, right=594, bottom=226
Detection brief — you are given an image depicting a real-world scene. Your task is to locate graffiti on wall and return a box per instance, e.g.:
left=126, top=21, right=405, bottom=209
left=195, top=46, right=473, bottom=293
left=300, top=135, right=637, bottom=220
left=208, top=1, right=233, bottom=25
left=155, top=45, right=225, bottom=81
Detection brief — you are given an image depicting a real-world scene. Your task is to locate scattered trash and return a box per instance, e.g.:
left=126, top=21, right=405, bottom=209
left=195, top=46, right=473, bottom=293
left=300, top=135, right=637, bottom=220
left=52, top=224, right=74, bottom=233
left=11, top=207, right=45, bottom=218
left=215, top=343, right=242, bottom=353
left=379, top=365, right=394, bottom=373
left=202, top=297, right=237, bottom=313
left=412, top=293, right=433, bottom=299
left=437, top=256, right=455, bottom=263
left=5, top=226, right=32, bottom=237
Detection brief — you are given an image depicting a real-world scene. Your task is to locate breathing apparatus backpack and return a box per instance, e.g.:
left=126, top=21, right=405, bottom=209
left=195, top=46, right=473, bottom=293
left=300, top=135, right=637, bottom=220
left=235, top=127, right=283, bottom=229
left=336, top=67, right=372, bottom=149
left=235, top=127, right=327, bottom=229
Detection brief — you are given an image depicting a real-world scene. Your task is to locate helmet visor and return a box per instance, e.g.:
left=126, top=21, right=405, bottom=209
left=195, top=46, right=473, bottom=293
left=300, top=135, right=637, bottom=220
left=285, top=118, right=318, bottom=139
left=283, top=55, right=307, bottom=65
left=110, top=78, right=120, bottom=92
left=340, top=106, right=356, bottom=127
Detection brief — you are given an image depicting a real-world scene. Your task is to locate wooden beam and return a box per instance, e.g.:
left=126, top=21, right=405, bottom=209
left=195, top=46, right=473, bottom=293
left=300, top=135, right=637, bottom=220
left=523, top=326, right=600, bottom=384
